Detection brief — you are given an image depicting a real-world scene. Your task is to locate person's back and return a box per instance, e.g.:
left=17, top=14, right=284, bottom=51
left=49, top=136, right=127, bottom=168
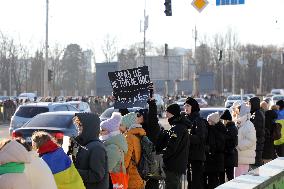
left=32, top=131, right=85, bottom=189
left=0, top=140, right=32, bottom=189
left=25, top=151, right=57, bottom=189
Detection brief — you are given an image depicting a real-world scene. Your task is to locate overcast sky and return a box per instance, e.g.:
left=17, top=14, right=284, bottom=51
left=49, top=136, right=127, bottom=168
left=0, top=0, right=283, bottom=62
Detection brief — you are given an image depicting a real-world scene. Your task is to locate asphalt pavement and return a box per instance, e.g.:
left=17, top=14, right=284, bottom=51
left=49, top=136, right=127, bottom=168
left=0, top=122, right=10, bottom=139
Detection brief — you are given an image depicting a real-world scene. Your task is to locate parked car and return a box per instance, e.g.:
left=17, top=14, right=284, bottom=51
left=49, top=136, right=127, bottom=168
left=199, top=107, right=227, bottom=119
left=224, top=95, right=250, bottom=108
left=194, top=98, right=208, bottom=108
left=99, top=107, right=142, bottom=122
left=271, top=89, right=284, bottom=95
left=67, top=101, right=92, bottom=112
left=12, top=111, right=79, bottom=146
left=270, top=95, right=284, bottom=107
left=9, top=102, right=79, bottom=135
left=244, top=93, right=256, bottom=99
left=175, top=97, right=208, bottom=111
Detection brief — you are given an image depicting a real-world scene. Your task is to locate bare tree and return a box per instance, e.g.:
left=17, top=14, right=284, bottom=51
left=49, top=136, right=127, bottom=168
left=101, top=34, right=117, bottom=63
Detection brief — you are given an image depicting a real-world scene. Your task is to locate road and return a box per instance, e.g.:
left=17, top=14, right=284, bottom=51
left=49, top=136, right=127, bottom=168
left=0, top=122, right=10, bottom=139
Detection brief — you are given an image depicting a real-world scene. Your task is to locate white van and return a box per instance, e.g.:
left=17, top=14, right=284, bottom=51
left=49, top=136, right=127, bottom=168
left=18, top=93, right=37, bottom=102
left=271, top=89, right=284, bottom=95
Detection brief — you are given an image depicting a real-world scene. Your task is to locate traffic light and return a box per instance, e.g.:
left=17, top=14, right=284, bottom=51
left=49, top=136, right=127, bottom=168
left=165, top=43, right=168, bottom=56
left=48, top=69, right=53, bottom=82
left=218, top=50, right=223, bottom=61
left=164, top=0, right=172, bottom=16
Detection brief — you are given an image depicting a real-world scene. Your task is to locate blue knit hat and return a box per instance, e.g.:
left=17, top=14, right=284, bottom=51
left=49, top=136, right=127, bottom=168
left=121, top=112, right=137, bottom=129
left=100, top=112, right=122, bottom=132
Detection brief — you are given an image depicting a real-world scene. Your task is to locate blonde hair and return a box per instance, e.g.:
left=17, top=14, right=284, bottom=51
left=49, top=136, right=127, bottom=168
left=31, top=131, right=58, bottom=150
left=270, top=104, right=279, bottom=111
left=260, top=101, right=268, bottom=111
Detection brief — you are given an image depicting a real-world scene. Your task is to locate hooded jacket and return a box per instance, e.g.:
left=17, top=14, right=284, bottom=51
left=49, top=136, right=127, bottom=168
left=103, top=133, right=128, bottom=173
left=250, top=97, right=265, bottom=166
left=125, top=126, right=146, bottom=189
left=0, top=141, right=57, bottom=189
left=74, top=113, right=109, bottom=189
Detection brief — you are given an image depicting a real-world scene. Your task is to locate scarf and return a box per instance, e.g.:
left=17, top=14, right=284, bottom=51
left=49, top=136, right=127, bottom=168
left=0, top=162, right=25, bottom=175
left=128, top=123, right=142, bottom=130
left=100, top=130, right=121, bottom=141
left=37, top=140, right=59, bottom=156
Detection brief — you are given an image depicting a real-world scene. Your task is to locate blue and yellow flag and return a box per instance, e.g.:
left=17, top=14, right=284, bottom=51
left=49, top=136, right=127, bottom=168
left=42, top=148, right=85, bottom=189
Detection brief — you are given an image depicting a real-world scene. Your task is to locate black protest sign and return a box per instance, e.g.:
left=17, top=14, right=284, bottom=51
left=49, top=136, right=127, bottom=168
left=108, top=66, right=151, bottom=109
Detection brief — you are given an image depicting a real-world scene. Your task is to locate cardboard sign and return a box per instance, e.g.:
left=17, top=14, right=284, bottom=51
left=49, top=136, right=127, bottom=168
left=108, top=66, right=151, bottom=108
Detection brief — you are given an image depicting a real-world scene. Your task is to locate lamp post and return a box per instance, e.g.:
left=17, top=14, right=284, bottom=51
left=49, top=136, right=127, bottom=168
left=44, top=0, right=49, bottom=97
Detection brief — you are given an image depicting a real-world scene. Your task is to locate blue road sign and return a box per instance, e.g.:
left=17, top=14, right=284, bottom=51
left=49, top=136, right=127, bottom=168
left=216, top=0, right=245, bottom=6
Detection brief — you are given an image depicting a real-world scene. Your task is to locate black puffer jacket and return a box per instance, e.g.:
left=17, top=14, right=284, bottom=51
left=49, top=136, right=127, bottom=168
left=184, top=112, right=208, bottom=161
left=263, top=110, right=278, bottom=159
left=156, top=116, right=190, bottom=174
left=224, top=121, right=238, bottom=167
left=205, top=121, right=226, bottom=173
left=250, top=97, right=265, bottom=166
left=74, top=113, right=109, bottom=189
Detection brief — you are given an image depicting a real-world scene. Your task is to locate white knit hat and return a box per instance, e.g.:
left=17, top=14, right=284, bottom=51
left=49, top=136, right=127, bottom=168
left=100, top=112, right=122, bottom=132
left=207, top=112, right=220, bottom=124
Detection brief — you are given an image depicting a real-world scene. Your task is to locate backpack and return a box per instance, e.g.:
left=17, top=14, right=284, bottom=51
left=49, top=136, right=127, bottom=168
left=273, top=122, right=282, bottom=141
left=133, top=135, right=163, bottom=180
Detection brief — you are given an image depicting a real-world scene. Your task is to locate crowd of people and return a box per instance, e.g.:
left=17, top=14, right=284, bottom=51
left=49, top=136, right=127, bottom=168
left=0, top=88, right=284, bottom=189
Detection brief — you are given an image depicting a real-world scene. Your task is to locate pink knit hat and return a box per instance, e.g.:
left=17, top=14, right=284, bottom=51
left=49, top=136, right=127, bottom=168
left=100, top=112, right=122, bottom=132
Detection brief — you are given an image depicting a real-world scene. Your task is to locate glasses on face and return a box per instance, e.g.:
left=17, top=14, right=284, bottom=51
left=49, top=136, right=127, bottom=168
left=137, top=113, right=142, bottom=117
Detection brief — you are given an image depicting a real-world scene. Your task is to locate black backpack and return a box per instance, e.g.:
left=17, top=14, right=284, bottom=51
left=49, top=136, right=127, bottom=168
left=134, top=135, right=163, bottom=180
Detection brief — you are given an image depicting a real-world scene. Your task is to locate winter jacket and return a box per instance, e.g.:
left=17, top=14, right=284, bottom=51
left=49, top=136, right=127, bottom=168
left=237, top=115, right=257, bottom=165
left=74, top=113, right=109, bottom=189
left=125, top=126, right=146, bottom=189
left=205, top=121, right=226, bottom=173
left=263, top=110, right=278, bottom=159
left=250, top=97, right=265, bottom=165
left=39, top=143, right=85, bottom=189
left=184, top=112, right=208, bottom=161
left=0, top=141, right=57, bottom=189
left=143, top=99, right=161, bottom=145
left=274, top=110, right=284, bottom=145
left=224, top=121, right=238, bottom=168
left=157, top=116, right=190, bottom=174
left=104, top=133, right=128, bottom=173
